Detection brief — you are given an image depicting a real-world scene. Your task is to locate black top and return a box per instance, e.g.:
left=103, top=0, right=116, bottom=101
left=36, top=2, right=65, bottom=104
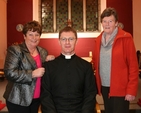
left=41, top=54, right=97, bottom=113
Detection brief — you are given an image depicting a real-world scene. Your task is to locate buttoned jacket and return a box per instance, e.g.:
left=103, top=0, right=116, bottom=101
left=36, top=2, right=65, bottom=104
left=3, top=42, right=47, bottom=106
left=93, top=28, right=138, bottom=96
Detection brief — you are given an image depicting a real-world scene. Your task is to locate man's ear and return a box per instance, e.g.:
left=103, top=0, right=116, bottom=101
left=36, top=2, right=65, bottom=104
left=75, top=39, right=78, bottom=45
left=58, top=39, right=61, bottom=45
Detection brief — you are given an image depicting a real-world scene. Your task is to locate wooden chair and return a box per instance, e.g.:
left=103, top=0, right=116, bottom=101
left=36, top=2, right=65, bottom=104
left=95, top=101, right=101, bottom=113
left=38, top=101, right=101, bottom=113
left=0, top=70, right=4, bottom=82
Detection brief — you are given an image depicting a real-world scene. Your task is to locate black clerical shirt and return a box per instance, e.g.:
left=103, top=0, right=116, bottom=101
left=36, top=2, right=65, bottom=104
left=41, top=54, right=97, bottom=113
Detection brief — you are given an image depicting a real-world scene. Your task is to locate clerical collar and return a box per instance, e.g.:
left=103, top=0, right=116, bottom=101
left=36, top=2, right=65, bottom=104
left=62, top=53, right=75, bottom=59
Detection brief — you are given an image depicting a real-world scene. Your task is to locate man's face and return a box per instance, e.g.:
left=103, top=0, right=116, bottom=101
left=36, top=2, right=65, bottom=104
left=59, top=31, right=77, bottom=55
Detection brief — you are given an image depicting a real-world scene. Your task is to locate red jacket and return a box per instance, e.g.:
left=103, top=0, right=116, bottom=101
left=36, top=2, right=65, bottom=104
left=93, top=28, right=139, bottom=97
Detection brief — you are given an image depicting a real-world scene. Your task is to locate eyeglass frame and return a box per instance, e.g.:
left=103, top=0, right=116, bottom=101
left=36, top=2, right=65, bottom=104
left=59, top=37, right=76, bottom=42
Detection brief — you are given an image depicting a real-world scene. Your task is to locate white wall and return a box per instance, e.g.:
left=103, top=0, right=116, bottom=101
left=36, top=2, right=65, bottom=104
left=133, top=0, right=141, bottom=51
left=0, top=0, right=7, bottom=69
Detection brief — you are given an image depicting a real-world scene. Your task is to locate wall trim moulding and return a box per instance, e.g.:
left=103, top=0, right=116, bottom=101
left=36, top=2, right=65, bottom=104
left=0, top=0, right=7, bottom=3
left=41, top=32, right=101, bottom=39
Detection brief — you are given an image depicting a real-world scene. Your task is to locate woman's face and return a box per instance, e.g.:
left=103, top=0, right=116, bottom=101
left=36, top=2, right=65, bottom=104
left=102, top=15, right=118, bottom=35
left=24, top=30, right=40, bottom=48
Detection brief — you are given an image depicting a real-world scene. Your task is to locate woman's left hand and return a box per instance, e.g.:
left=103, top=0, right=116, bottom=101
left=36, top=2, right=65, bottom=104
left=46, top=55, right=55, bottom=61
left=125, top=94, right=135, bottom=101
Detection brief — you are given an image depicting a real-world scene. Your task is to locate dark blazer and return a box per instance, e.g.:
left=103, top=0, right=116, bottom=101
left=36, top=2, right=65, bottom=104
left=3, top=42, right=48, bottom=106
left=41, top=54, right=97, bottom=113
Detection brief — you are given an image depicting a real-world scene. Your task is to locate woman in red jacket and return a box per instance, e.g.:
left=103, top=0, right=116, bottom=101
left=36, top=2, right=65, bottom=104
left=93, top=7, right=139, bottom=113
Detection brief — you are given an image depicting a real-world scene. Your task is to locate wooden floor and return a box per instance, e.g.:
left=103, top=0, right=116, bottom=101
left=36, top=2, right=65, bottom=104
left=96, top=77, right=141, bottom=111
left=101, top=110, right=141, bottom=113
left=0, top=77, right=141, bottom=112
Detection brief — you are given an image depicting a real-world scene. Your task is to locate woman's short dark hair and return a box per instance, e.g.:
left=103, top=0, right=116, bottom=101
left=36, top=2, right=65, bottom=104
left=100, top=7, right=118, bottom=22
left=22, top=20, right=42, bottom=36
left=59, top=26, right=77, bottom=39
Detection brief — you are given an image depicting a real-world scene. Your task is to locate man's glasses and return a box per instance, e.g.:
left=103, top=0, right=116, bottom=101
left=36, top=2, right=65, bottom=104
left=60, top=37, right=76, bottom=42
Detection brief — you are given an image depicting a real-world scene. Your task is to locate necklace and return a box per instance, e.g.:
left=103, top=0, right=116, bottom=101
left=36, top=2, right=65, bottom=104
left=30, top=49, right=36, bottom=55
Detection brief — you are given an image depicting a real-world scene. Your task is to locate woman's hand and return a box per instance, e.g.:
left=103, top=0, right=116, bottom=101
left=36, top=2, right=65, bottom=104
left=125, top=94, right=135, bottom=101
left=32, top=67, right=45, bottom=78
left=46, top=55, right=55, bottom=61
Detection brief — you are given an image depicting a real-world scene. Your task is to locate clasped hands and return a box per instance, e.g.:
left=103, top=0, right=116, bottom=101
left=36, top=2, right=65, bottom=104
left=32, top=55, right=55, bottom=78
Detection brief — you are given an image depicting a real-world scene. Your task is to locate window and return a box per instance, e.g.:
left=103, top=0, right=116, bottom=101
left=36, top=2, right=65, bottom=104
left=33, top=0, right=106, bottom=38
